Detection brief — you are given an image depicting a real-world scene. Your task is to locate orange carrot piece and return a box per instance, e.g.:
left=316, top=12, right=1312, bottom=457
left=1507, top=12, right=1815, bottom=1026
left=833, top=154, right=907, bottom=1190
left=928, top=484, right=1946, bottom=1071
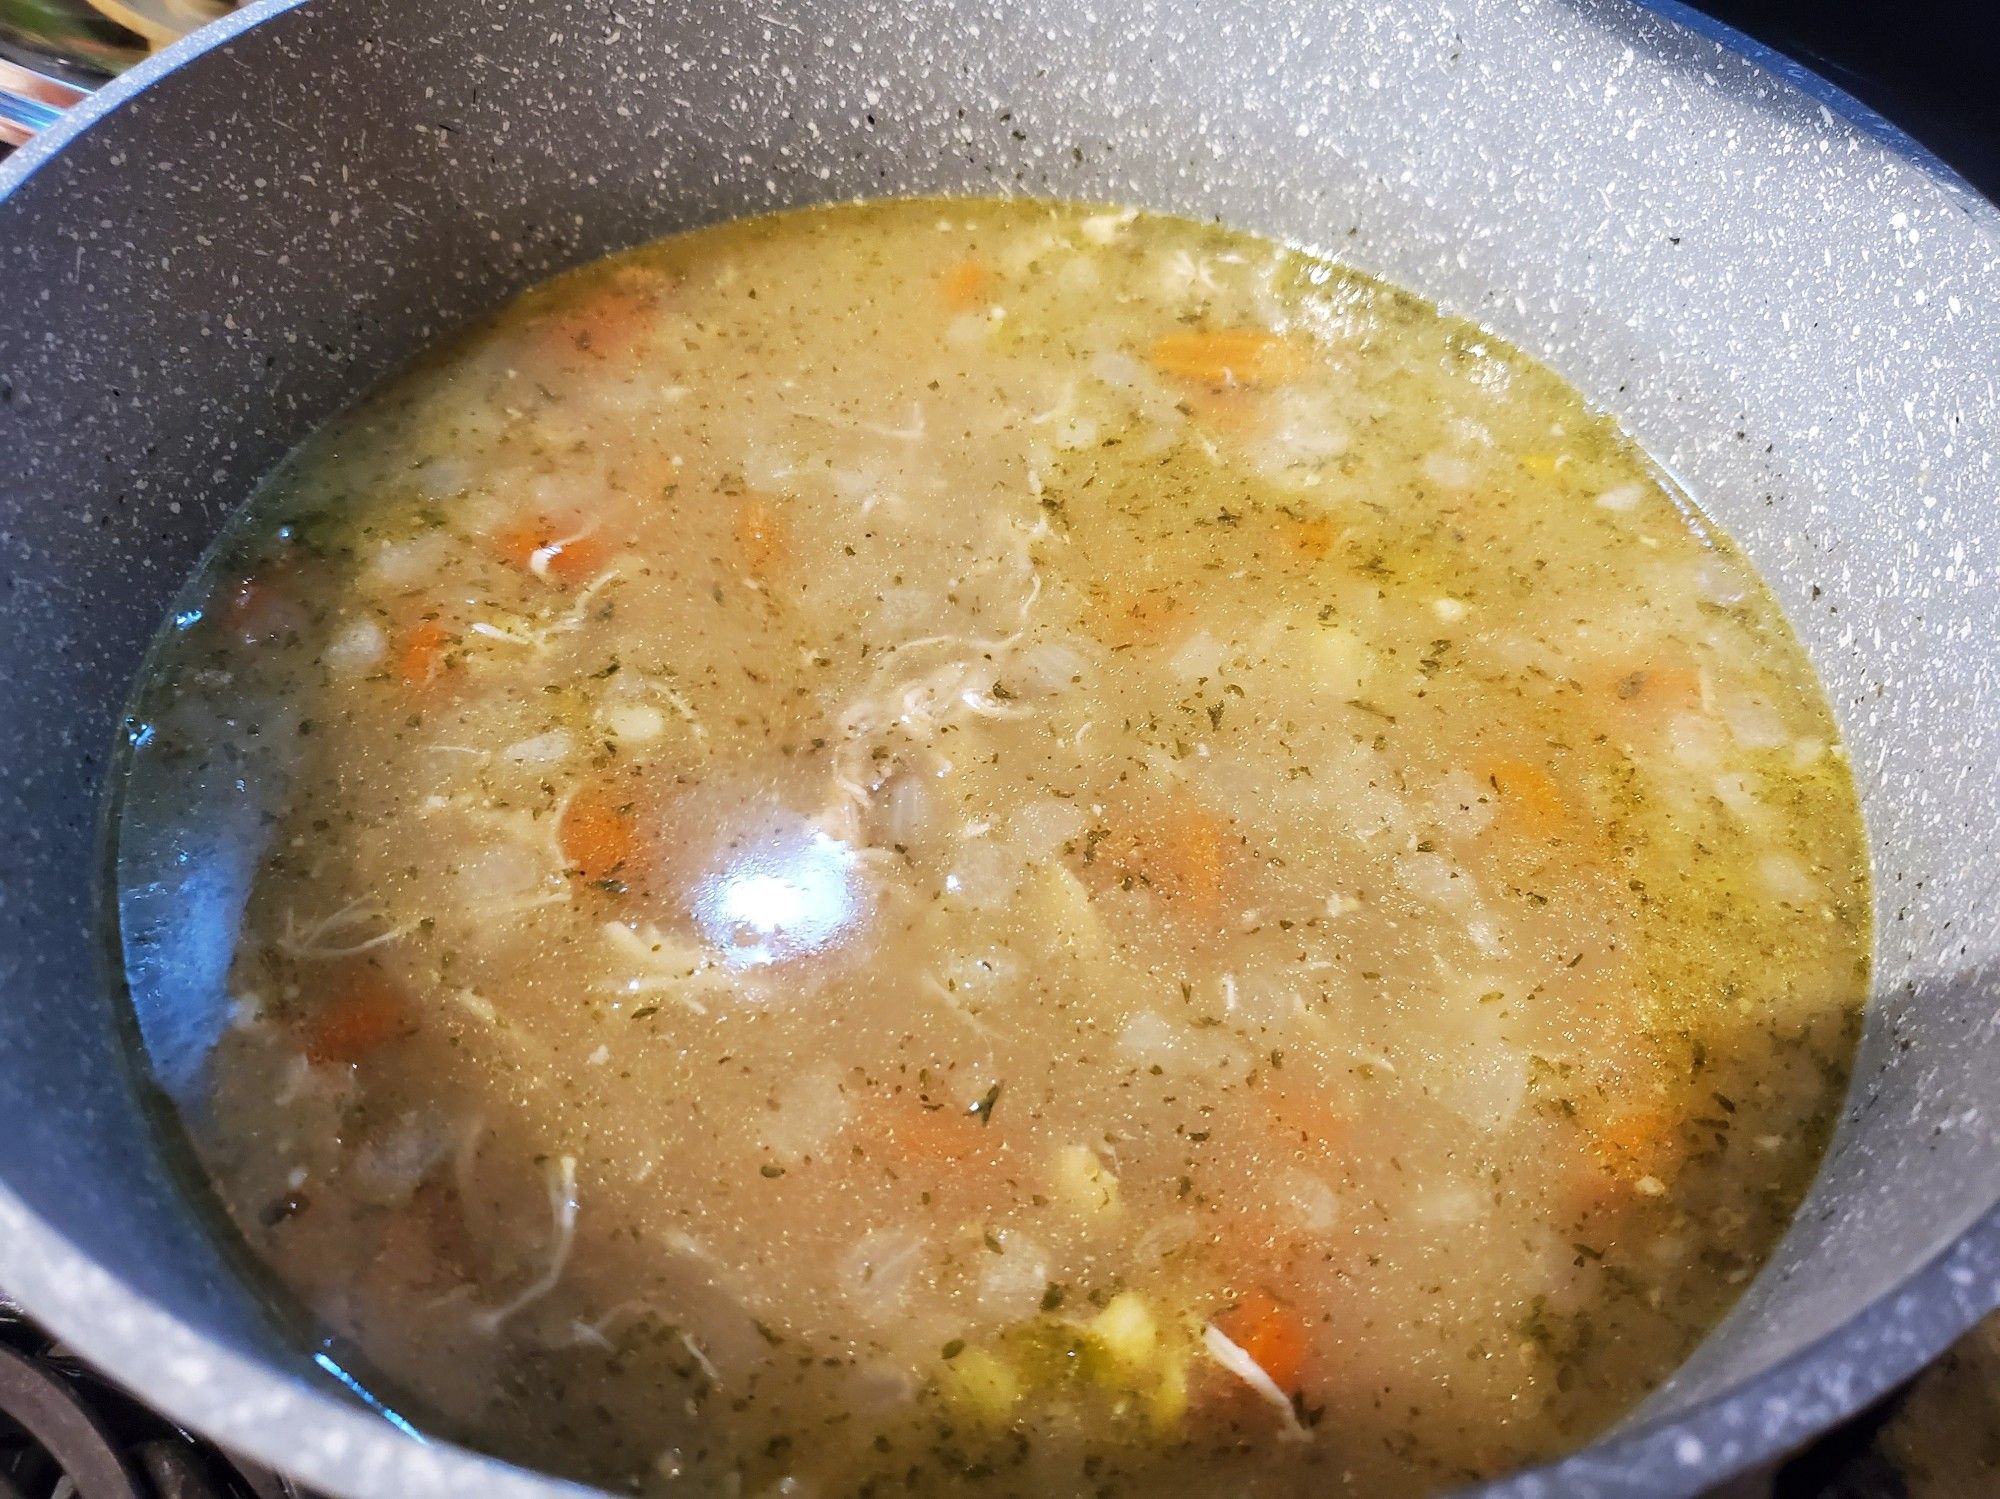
left=1176, top=384, right=1261, bottom=433
left=735, top=496, right=785, bottom=581
left=1592, top=1107, right=1683, bottom=1185
left=534, top=268, right=668, bottom=366
left=1265, top=1089, right=1349, bottom=1156
left=492, top=519, right=607, bottom=584
left=1151, top=328, right=1306, bottom=388
left=938, top=257, right=991, bottom=310
left=1212, top=1288, right=1310, bottom=1392
left=559, top=786, right=639, bottom=883
left=1159, top=800, right=1227, bottom=919
left=1281, top=514, right=1337, bottom=560
left=396, top=620, right=452, bottom=686
left=305, top=963, right=412, bottom=1066
left=1480, top=758, right=1570, bottom=837
left=877, top=1098, right=992, bottom=1167
left=1093, top=589, right=1184, bottom=648
left=1606, top=662, right=1704, bottom=721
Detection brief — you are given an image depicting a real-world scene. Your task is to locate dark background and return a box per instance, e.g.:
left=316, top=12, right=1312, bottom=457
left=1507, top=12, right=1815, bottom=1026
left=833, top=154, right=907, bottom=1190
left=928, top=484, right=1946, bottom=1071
left=1681, top=0, right=2000, bottom=201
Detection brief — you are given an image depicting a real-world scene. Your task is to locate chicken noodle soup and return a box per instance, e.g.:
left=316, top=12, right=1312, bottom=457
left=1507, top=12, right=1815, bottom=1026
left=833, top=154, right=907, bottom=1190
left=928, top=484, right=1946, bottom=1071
left=116, top=199, right=1869, bottom=1496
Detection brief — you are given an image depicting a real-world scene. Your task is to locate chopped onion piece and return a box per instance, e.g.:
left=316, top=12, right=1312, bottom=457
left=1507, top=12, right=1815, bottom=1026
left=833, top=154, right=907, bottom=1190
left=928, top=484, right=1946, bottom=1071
left=370, top=531, right=452, bottom=587
left=1015, top=639, right=1090, bottom=698
left=1277, top=1169, right=1341, bottom=1233
left=975, top=1231, right=1050, bottom=1320
left=1167, top=629, right=1228, bottom=680
left=1421, top=452, right=1475, bottom=490
left=838, top=1228, right=925, bottom=1322
left=503, top=728, right=575, bottom=766
left=324, top=617, right=386, bottom=675
left=601, top=702, right=667, bottom=743
left=1080, top=207, right=1137, bottom=244
left=764, top=1066, right=850, bottom=1163
left=1759, top=853, right=1816, bottom=905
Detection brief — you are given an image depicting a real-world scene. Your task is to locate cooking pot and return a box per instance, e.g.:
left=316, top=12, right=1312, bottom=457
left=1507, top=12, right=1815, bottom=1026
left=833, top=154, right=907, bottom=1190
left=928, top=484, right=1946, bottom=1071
left=2, top=1, right=1997, bottom=1494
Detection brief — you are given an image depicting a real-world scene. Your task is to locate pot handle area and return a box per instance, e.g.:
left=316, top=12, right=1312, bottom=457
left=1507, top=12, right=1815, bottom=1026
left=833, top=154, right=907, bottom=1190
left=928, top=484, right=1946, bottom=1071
left=0, top=57, right=95, bottom=149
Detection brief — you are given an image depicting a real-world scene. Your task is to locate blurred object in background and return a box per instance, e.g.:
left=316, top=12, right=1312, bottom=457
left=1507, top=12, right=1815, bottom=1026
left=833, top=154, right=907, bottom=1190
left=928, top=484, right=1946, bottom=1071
left=3, top=0, right=147, bottom=77
left=1877, top=1313, right=2000, bottom=1499
left=1, top=0, right=234, bottom=146
left=72, top=0, right=233, bottom=52
left=4, top=0, right=231, bottom=65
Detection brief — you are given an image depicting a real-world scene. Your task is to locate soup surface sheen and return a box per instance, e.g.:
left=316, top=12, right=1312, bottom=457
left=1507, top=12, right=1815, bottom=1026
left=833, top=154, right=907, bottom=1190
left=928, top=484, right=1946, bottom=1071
left=118, top=199, right=1870, bottom=1497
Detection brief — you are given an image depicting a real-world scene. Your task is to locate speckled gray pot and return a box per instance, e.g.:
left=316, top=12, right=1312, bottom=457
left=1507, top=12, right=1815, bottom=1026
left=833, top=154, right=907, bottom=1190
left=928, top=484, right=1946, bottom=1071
left=1, top=1, right=1997, bottom=1495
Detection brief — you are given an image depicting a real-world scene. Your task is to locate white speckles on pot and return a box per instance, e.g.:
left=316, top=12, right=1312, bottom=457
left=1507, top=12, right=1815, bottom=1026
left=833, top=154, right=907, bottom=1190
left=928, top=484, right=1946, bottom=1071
left=1, top=1, right=1998, bottom=1497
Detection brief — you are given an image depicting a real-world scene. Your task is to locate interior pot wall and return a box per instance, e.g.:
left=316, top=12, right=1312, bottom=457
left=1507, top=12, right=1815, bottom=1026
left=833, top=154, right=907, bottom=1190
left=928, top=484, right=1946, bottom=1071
left=1, top=0, right=1997, bottom=1494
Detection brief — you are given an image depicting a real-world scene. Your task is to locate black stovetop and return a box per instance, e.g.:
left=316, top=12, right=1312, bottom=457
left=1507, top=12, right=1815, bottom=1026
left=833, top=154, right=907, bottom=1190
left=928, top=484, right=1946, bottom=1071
left=0, top=1293, right=1915, bottom=1499
left=1677, top=0, right=2000, bottom=203
left=0, top=1297, right=302, bottom=1499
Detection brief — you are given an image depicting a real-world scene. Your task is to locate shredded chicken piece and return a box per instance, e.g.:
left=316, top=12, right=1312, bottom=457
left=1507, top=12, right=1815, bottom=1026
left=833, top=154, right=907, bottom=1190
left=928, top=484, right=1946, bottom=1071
left=453, top=989, right=498, bottom=1024
left=676, top=1329, right=721, bottom=1384
left=795, top=401, right=927, bottom=442
left=451, top=1116, right=487, bottom=1208
left=473, top=1154, right=579, bottom=1333
left=527, top=525, right=598, bottom=583
left=919, top=972, right=1000, bottom=1043
left=1202, top=1322, right=1313, bottom=1442
left=652, top=680, right=707, bottom=738
left=467, top=567, right=625, bottom=654
left=273, top=896, right=418, bottom=960
left=451, top=801, right=567, bottom=878
left=598, top=921, right=731, bottom=1012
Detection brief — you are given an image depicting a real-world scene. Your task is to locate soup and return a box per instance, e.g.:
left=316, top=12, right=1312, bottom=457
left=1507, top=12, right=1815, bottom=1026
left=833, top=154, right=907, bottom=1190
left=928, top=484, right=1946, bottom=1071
left=116, top=199, right=1870, bottom=1497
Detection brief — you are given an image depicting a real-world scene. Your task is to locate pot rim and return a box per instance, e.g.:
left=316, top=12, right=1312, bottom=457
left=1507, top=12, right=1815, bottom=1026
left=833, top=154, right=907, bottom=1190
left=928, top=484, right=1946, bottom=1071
left=2, top=2, right=1995, bottom=1496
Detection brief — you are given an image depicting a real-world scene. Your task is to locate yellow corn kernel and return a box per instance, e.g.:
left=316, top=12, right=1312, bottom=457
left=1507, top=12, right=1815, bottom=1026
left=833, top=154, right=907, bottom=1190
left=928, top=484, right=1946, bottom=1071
left=943, top=1346, right=1020, bottom=1425
left=1054, top=1144, right=1120, bottom=1214
left=1089, top=1291, right=1159, bottom=1378
left=1148, top=1354, right=1190, bottom=1433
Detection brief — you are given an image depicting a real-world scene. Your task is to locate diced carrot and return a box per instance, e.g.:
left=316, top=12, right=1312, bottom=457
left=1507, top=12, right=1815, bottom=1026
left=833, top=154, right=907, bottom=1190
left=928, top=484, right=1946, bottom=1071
left=1280, top=514, right=1338, bottom=560
left=396, top=619, right=453, bottom=686
left=1591, top=1106, right=1683, bottom=1186
left=938, top=257, right=991, bottom=310
left=534, top=267, right=669, bottom=367
left=851, top=1096, right=1006, bottom=1205
left=1211, top=1288, right=1310, bottom=1392
left=1265, top=1089, right=1349, bottom=1157
left=1151, top=328, right=1306, bottom=388
left=1479, top=758, right=1570, bottom=838
left=1158, top=800, right=1227, bottom=920
left=735, top=496, right=785, bottom=581
left=491, top=518, right=607, bottom=584
left=1181, top=384, right=1261, bottom=431
left=877, top=1097, right=993, bottom=1167
left=559, top=785, right=639, bottom=883
left=1092, top=589, right=1184, bottom=648
left=1604, top=662, right=1705, bottom=722
left=305, top=962, right=412, bottom=1066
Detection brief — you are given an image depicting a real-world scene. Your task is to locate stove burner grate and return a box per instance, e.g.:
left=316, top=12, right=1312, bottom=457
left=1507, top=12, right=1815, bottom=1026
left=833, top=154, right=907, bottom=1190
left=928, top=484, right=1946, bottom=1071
left=0, top=1297, right=308, bottom=1499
